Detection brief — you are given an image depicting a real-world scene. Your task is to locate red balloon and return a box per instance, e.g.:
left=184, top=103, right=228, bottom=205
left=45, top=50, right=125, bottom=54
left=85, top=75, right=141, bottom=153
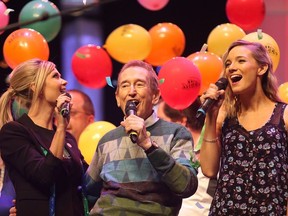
left=187, top=51, right=223, bottom=95
left=158, top=57, right=201, bottom=110
left=71, top=45, right=113, bottom=88
left=226, top=0, right=265, bottom=31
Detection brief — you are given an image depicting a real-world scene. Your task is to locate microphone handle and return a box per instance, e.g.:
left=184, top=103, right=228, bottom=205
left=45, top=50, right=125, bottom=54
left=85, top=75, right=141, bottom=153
left=60, top=104, right=70, bottom=118
left=60, top=92, right=71, bottom=118
left=127, top=110, right=138, bottom=143
left=196, top=98, right=215, bottom=119
left=125, top=101, right=138, bottom=143
left=129, top=131, right=138, bottom=143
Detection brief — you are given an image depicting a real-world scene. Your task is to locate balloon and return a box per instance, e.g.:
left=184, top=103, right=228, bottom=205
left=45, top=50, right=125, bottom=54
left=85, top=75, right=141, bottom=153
left=104, top=24, right=152, bottom=63
left=3, top=28, right=49, bottom=69
left=0, top=1, right=9, bottom=35
left=187, top=51, right=223, bottom=95
left=145, top=22, right=186, bottom=66
left=19, top=0, right=61, bottom=42
left=226, top=0, right=265, bottom=31
left=242, top=31, right=280, bottom=72
left=71, top=44, right=113, bottom=88
left=137, top=0, right=169, bottom=11
left=207, top=23, right=246, bottom=57
left=78, top=121, right=116, bottom=164
left=158, top=57, right=201, bottom=110
left=278, top=82, right=288, bottom=104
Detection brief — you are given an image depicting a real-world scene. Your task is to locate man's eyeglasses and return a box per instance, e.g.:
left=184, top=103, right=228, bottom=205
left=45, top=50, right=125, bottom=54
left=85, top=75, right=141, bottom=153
left=70, top=110, right=90, bottom=117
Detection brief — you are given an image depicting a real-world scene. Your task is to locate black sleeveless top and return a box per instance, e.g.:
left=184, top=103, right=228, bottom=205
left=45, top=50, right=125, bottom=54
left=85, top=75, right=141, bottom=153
left=209, top=103, right=288, bottom=215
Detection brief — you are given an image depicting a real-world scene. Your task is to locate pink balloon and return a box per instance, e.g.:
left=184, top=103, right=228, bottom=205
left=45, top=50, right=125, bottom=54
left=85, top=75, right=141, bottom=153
left=137, top=0, right=169, bottom=11
left=0, top=1, right=9, bottom=34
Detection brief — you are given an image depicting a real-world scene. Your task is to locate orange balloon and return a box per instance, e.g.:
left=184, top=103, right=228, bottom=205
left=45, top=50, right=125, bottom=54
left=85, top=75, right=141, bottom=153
left=145, top=22, right=185, bottom=66
left=242, top=31, right=280, bottom=72
left=104, top=24, right=152, bottom=63
left=207, top=23, right=246, bottom=57
left=187, top=51, right=223, bottom=94
left=278, top=82, right=288, bottom=103
left=3, top=28, right=49, bottom=69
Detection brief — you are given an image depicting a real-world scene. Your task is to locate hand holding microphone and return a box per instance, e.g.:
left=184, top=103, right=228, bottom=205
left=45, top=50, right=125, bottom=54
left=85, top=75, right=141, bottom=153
left=196, top=77, right=228, bottom=120
left=125, top=101, right=138, bottom=143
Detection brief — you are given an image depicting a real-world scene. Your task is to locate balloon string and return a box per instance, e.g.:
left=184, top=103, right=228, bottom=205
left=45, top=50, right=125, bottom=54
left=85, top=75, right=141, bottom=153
left=257, top=29, right=263, bottom=40
left=200, top=43, right=208, bottom=52
left=0, top=0, right=120, bottom=32
left=4, top=9, right=14, bottom=16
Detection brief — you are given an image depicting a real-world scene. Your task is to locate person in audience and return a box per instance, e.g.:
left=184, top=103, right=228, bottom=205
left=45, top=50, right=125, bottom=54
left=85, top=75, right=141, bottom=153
left=157, top=98, right=217, bottom=216
left=66, top=89, right=95, bottom=142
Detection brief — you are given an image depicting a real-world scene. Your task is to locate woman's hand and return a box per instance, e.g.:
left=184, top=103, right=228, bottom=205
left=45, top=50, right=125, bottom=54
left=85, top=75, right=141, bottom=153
left=54, top=93, right=71, bottom=128
left=9, top=200, right=16, bottom=216
left=200, top=83, right=225, bottom=118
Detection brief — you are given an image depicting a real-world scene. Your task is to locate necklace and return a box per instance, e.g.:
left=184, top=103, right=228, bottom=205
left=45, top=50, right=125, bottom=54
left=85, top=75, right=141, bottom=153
left=0, top=167, right=4, bottom=197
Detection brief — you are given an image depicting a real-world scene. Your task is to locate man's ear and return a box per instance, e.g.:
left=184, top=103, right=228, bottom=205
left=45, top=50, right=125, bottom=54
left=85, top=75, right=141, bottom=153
left=88, top=115, right=94, bottom=124
left=115, top=92, right=120, bottom=107
left=180, top=116, right=188, bottom=127
left=152, top=90, right=161, bottom=105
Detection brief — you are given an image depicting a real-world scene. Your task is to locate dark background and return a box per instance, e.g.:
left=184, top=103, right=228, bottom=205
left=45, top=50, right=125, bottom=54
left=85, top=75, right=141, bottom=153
left=0, top=0, right=228, bottom=126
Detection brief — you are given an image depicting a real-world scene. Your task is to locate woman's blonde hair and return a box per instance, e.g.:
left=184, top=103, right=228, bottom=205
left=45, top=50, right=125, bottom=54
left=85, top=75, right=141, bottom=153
left=222, top=40, right=280, bottom=118
left=0, top=59, right=56, bottom=128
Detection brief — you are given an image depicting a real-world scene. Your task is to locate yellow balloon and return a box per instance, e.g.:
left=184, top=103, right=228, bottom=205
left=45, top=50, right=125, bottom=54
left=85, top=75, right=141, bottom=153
left=207, top=23, right=246, bottom=57
left=278, top=82, right=288, bottom=103
left=242, top=31, right=280, bottom=72
left=78, top=121, right=116, bottom=164
left=104, top=24, right=152, bottom=63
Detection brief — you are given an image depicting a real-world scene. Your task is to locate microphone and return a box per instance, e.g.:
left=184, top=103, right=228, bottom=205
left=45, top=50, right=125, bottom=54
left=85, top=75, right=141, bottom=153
left=60, top=92, right=72, bottom=118
left=196, top=77, right=228, bottom=120
left=125, top=101, right=138, bottom=143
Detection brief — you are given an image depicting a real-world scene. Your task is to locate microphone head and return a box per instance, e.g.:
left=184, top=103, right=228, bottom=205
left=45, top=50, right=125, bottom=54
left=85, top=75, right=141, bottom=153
left=125, top=101, right=137, bottom=116
left=215, top=77, right=228, bottom=90
left=65, top=92, right=72, bottom=98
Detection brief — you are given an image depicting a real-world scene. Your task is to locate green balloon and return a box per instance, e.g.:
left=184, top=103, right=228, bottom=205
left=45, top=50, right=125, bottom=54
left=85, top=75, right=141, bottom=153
left=19, top=0, right=61, bottom=42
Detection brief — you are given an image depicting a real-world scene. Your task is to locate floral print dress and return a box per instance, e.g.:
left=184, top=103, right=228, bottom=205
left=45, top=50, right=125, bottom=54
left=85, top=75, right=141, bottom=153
left=209, top=103, right=288, bottom=215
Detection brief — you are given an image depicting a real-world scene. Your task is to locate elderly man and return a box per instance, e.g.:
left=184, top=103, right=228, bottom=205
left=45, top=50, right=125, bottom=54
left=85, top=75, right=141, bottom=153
left=84, top=60, right=198, bottom=215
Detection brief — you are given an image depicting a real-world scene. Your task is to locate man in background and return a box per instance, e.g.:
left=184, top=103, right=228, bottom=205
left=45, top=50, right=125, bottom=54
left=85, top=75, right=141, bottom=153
left=156, top=98, right=217, bottom=216
left=67, top=89, right=95, bottom=142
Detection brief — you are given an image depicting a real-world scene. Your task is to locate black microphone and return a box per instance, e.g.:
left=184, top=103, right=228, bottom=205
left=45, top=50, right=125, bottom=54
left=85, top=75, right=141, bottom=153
left=125, top=101, right=138, bottom=143
left=60, top=92, right=72, bottom=118
left=196, top=77, right=228, bottom=120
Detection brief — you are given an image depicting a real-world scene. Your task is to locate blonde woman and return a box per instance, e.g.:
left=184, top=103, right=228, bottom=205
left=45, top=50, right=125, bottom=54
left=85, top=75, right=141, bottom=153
left=0, top=59, right=88, bottom=216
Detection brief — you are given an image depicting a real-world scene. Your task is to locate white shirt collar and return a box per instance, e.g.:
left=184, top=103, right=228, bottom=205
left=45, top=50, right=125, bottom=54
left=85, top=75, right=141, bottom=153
left=144, top=111, right=159, bottom=128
